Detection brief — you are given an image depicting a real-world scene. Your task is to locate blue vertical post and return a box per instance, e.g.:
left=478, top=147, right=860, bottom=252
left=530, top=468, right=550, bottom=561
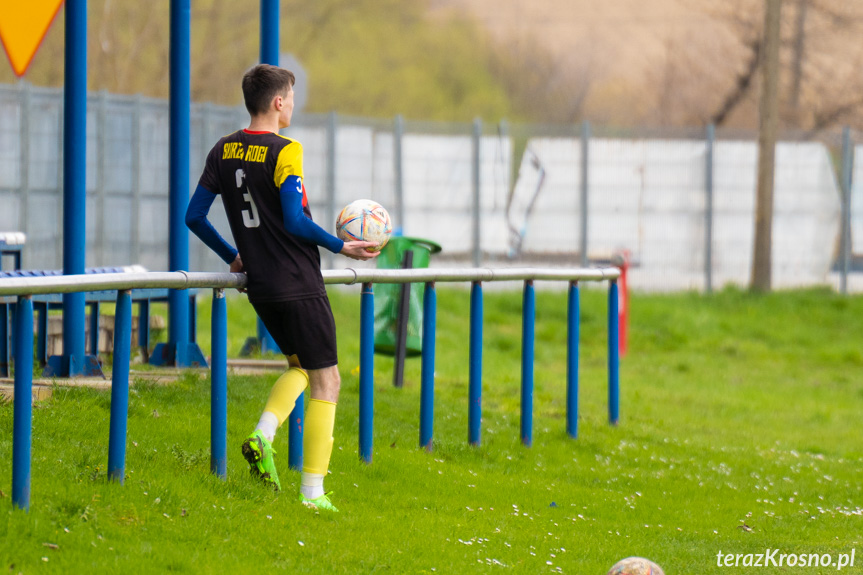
left=521, top=280, right=535, bottom=446
left=0, top=304, right=8, bottom=377
left=88, top=302, right=100, bottom=356
left=52, top=0, right=93, bottom=377
left=12, top=296, right=33, bottom=510
left=359, top=283, right=375, bottom=463
left=210, top=289, right=228, bottom=478
left=188, top=294, right=197, bottom=344
left=258, top=0, right=282, bottom=360
left=138, top=300, right=150, bottom=361
left=608, top=280, right=620, bottom=425
left=35, top=303, right=48, bottom=366
left=287, top=373, right=304, bottom=469
left=165, top=0, right=190, bottom=366
left=566, top=281, right=580, bottom=438
left=419, top=282, right=436, bottom=450
left=257, top=318, right=279, bottom=354
left=469, top=281, right=483, bottom=446
left=260, top=0, right=279, bottom=65
left=271, top=0, right=298, bottom=459
left=108, top=290, right=132, bottom=483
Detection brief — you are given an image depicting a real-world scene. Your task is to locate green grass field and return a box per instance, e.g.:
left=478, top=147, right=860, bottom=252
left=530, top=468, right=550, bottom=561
left=1, top=286, right=862, bottom=573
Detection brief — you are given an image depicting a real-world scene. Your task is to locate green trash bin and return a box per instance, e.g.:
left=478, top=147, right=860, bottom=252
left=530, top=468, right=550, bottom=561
left=374, top=236, right=442, bottom=356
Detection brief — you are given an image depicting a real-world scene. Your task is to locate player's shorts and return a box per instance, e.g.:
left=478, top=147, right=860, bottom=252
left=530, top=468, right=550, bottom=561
left=251, top=296, right=338, bottom=370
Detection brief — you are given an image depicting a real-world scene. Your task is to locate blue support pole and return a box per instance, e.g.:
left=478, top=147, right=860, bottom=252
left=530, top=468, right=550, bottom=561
left=152, top=0, right=208, bottom=368
left=35, top=302, right=48, bottom=366
left=88, top=302, right=100, bottom=356
left=108, top=290, right=132, bottom=483
left=47, top=0, right=100, bottom=377
left=256, top=0, right=282, bottom=358
left=138, top=300, right=150, bottom=361
left=566, top=281, right=580, bottom=438
left=419, top=282, right=436, bottom=450
left=469, top=281, right=483, bottom=446
left=188, top=294, right=197, bottom=344
left=260, top=0, right=279, bottom=65
left=608, top=280, right=620, bottom=425
left=359, top=283, right=375, bottom=463
left=287, top=390, right=304, bottom=470
left=257, top=317, right=280, bottom=355
left=0, top=304, right=8, bottom=377
left=168, top=0, right=190, bottom=357
left=210, top=289, right=228, bottom=478
left=12, top=296, right=33, bottom=510
left=521, top=280, right=535, bottom=447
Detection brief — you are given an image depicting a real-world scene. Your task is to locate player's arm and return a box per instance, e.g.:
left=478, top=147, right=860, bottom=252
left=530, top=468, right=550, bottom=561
left=276, top=142, right=377, bottom=260
left=279, top=177, right=378, bottom=261
left=185, top=184, right=239, bottom=265
left=279, top=175, right=344, bottom=253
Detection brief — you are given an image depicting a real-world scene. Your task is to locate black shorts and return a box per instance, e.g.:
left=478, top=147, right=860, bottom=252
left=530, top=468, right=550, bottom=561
left=251, top=296, right=338, bottom=370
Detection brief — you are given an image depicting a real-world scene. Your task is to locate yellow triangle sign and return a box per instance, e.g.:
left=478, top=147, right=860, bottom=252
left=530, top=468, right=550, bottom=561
left=0, top=0, right=65, bottom=77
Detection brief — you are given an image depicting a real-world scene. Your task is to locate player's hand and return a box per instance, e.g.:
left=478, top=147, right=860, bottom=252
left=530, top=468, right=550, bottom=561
left=229, top=254, right=247, bottom=292
left=340, top=241, right=381, bottom=261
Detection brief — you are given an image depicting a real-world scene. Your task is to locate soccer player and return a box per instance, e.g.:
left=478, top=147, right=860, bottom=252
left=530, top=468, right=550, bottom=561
left=185, top=64, right=378, bottom=512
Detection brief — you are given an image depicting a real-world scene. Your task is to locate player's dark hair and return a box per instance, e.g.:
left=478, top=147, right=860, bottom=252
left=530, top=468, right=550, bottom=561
left=242, top=64, right=295, bottom=117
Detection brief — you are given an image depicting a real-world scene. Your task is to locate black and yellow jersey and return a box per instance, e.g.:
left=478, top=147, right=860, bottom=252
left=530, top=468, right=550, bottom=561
left=198, top=129, right=325, bottom=302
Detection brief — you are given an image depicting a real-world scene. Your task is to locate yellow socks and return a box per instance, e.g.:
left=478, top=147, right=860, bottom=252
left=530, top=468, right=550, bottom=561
left=301, top=399, right=337, bottom=499
left=255, top=368, right=309, bottom=441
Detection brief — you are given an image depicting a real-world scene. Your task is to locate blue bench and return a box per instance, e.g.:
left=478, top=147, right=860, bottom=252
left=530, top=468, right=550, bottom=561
left=0, top=266, right=199, bottom=376
left=0, top=232, right=25, bottom=272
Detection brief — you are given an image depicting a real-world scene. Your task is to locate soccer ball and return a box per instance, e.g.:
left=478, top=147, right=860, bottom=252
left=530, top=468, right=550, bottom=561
left=606, top=557, right=665, bottom=575
left=335, top=199, right=392, bottom=252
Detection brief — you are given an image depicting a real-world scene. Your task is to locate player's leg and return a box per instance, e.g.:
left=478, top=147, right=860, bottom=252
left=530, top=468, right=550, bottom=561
left=242, top=303, right=307, bottom=491
left=254, top=354, right=307, bottom=442
left=299, top=365, right=340, bottom=511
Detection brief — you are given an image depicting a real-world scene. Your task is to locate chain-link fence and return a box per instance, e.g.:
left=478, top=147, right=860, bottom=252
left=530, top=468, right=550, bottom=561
left=0, top=81, right=857, bottom=292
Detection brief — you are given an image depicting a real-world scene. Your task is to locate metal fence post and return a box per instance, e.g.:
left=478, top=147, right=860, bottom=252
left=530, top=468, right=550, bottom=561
left=60, top=0, right=88, bottom=375
left=167, top=0, right=191, bottom=366
left=520, top=280, right=535, bottom=447
left=108, top=290, right=132, bottom=483
left=394, top=115, right=405, bottom=234
left=18, top=82, right=30, bottom=242
left=12, top=296, right=33, bottom=511
left=608, top=280, right=620, bottom=425
left=210, top=288, right=228, bottom=478
left=566, top=281, right=580, bottom=438
left=580, top=121, right=590, bottom=267
left=88, top=302, right=100, bottom=356
left=705, top=124, right=715, bottom=294
left=359, top=282, right=375, bottom=463
left=131, top=94, right=142, bottom=264
left=260, top=0, right=279, bottom=65
left=469, top=281, right=483, bottom=445
left=0, top=304, right=8, bottom=378
left=326, top=111, right=338, bottom=270
left=419, top=282, right=436, bottom=451
left=841, top=126, right=852, bottom=295
left=96, top=90, right=108, bottom=267
left=472, top=118, right=482, bottom=267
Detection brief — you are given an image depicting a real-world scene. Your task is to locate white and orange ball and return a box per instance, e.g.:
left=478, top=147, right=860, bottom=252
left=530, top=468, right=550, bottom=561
left=336, top=199, right=392, bottom=252
left=606, top=557, right=665, bottom=575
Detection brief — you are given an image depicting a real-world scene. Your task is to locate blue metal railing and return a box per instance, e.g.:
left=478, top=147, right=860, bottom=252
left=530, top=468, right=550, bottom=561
left=0, top=266, right=620, bottom=510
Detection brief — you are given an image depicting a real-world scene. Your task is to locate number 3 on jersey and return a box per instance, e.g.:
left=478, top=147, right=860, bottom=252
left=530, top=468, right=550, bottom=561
left=235, top=168, right=261, bottom=228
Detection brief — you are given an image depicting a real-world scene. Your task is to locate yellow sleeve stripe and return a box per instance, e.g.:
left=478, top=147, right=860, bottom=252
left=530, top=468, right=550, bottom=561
left=274, top=140, right=304, bottom=188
